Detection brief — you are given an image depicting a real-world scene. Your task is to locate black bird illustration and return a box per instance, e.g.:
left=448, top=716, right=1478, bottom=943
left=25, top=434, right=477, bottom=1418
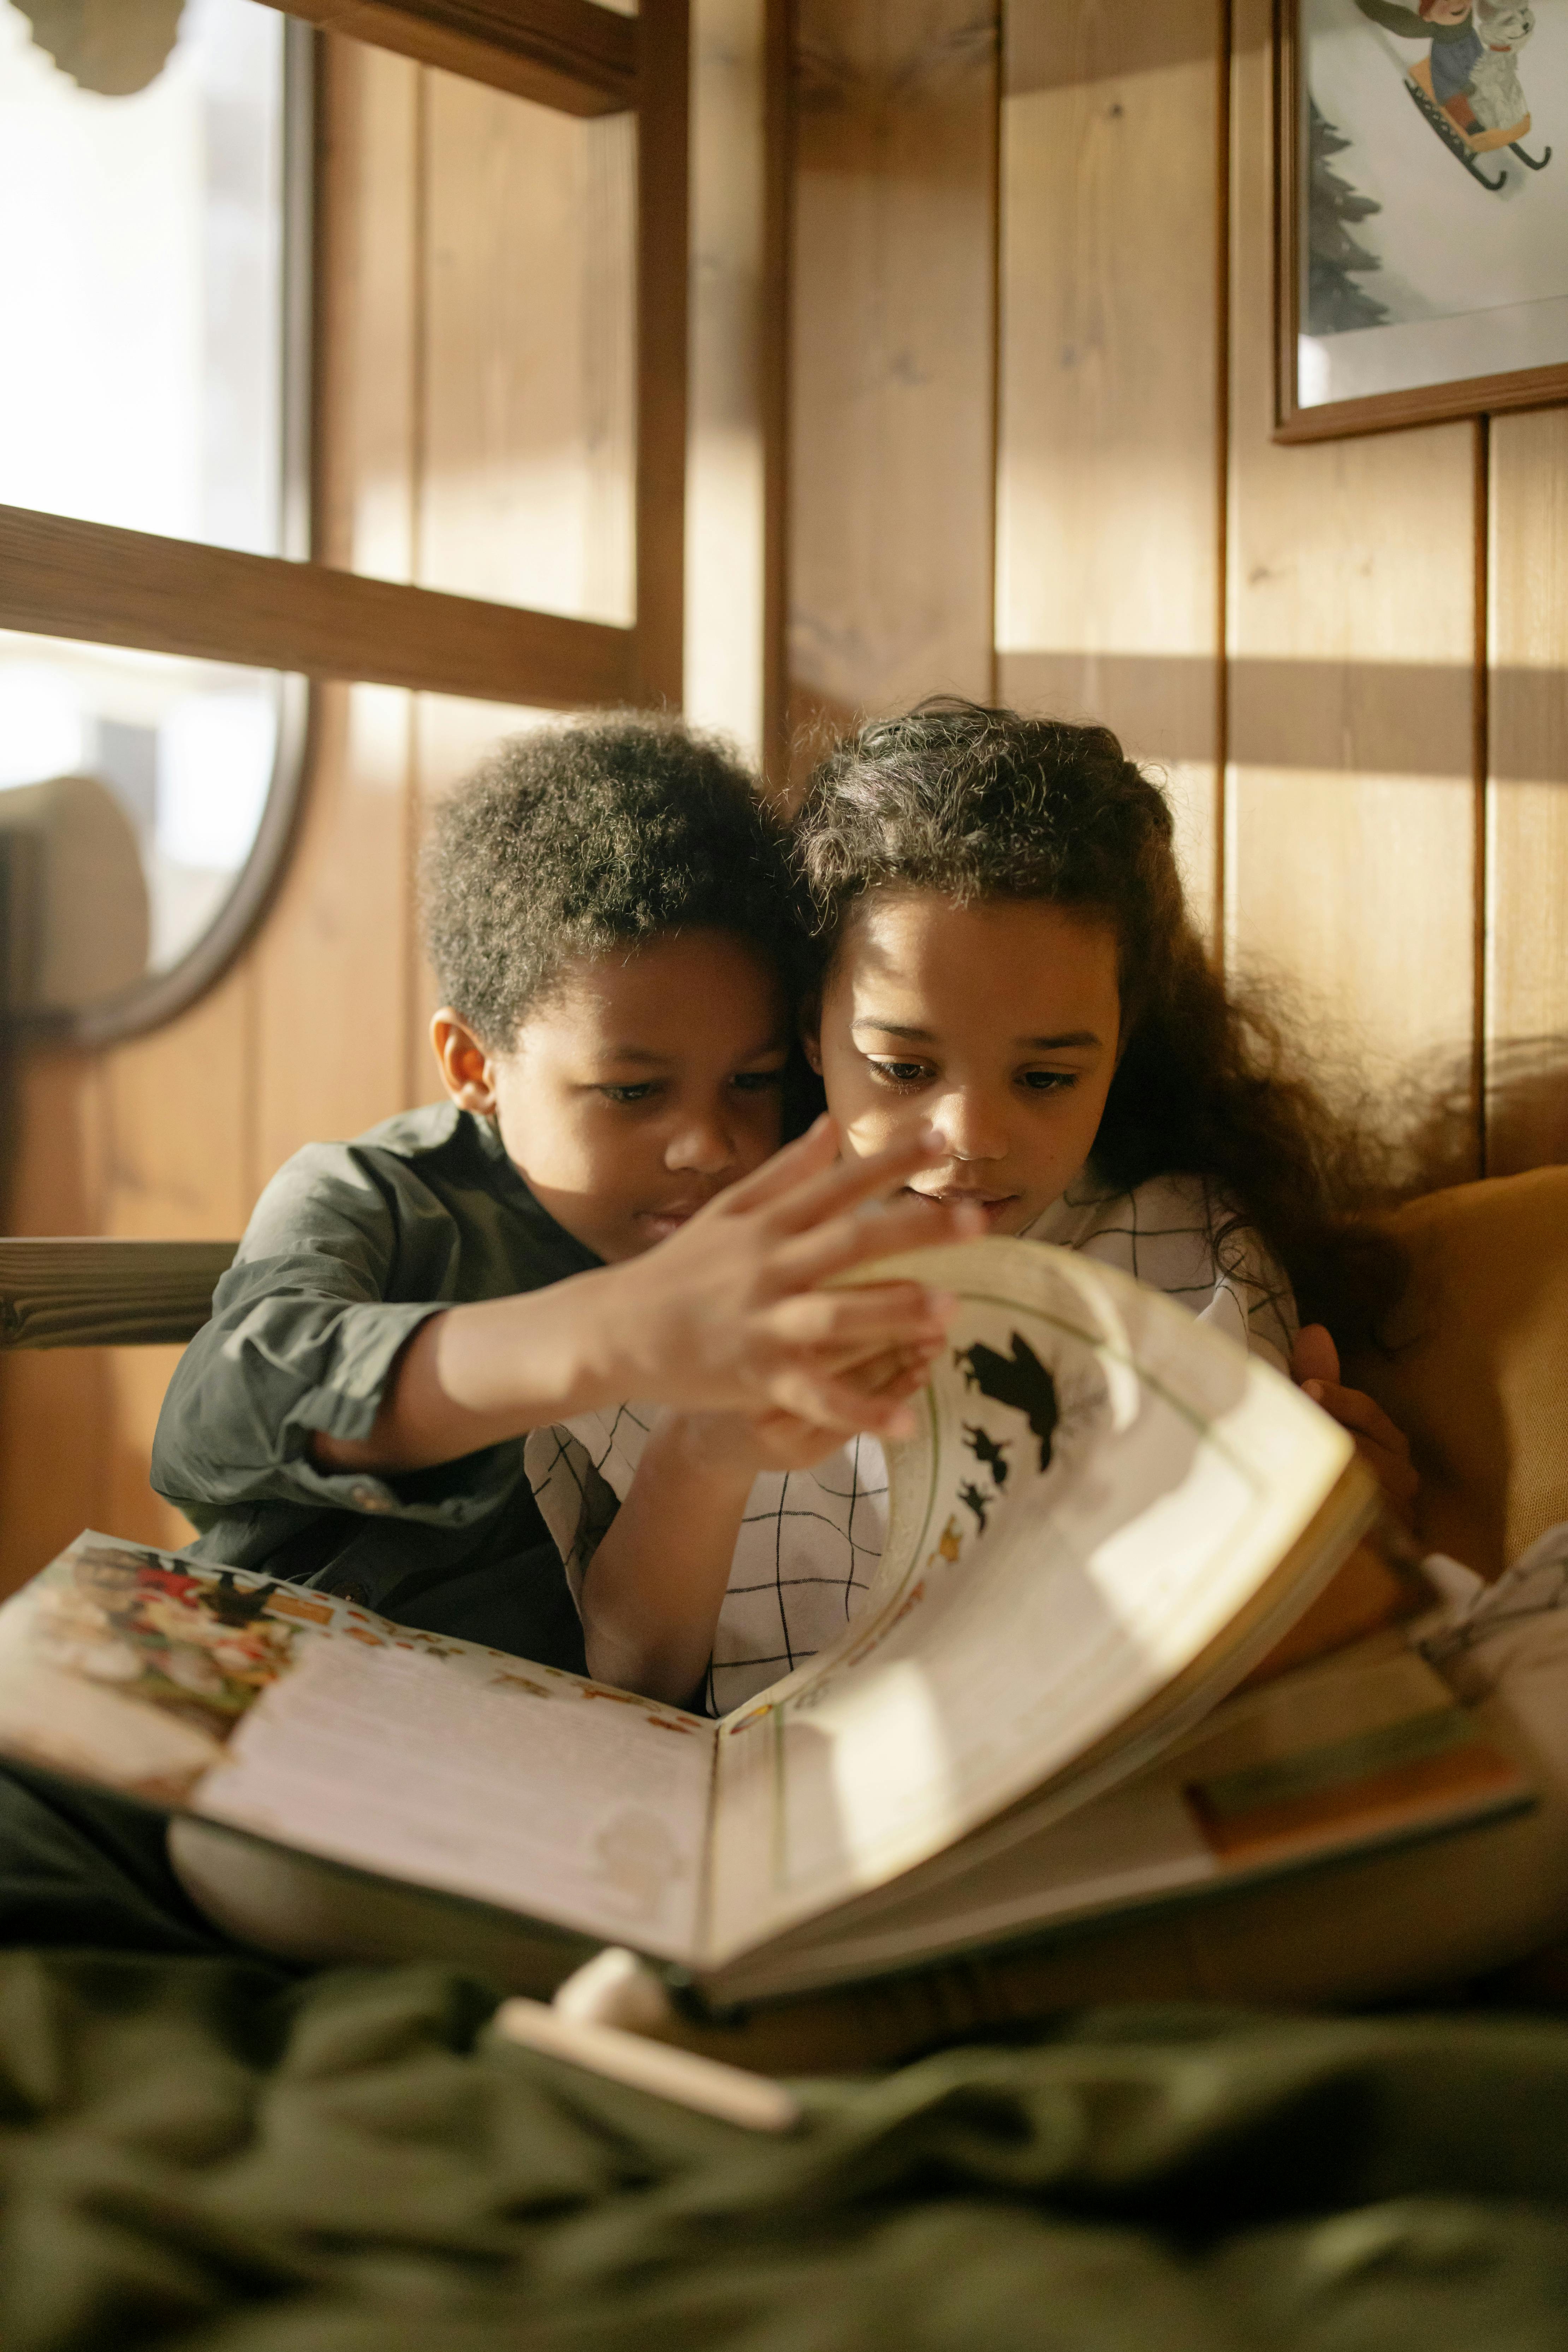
left=955, top=1335, right=1059, bottom=1472
left=958, top=1480, right=991, bottom=1533
left=962, top=1423, right=1011, bottom=1487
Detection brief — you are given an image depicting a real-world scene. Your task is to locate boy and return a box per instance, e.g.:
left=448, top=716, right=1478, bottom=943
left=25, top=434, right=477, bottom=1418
left=151, top=717, right=971, bottom=1670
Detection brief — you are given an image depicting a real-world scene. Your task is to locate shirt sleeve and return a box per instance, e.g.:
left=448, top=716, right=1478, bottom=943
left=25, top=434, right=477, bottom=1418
left=1197, top=1214, right=1299, bottom=1377
left=151, top=1140, right=516, bottom=1529
left=522, top=1426, right=620, bottom=1613
left=1066, top=1178, right=1300, bottom=1378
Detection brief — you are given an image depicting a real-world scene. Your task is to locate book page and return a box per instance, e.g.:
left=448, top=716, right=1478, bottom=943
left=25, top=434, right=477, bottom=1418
left=703, top=1238, right=1362, bottom=1969
left=0, top=1534, right=716, bottom=1963
left=712, top=1644, right=1528, bottom=2001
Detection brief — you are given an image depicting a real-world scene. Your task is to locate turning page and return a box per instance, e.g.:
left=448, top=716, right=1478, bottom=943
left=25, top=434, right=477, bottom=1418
left=702, top=1237, right=1371, bottom=1971
left=0, top=1536, right=717, bottom=1962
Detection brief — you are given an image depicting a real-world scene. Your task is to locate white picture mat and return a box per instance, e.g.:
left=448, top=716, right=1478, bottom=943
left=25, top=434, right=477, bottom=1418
left=1298, top=0, right=1568, bottom=406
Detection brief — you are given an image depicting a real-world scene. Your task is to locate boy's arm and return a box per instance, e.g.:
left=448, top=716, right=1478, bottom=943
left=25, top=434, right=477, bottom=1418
left=312, top=1120, right=978, bottom=1477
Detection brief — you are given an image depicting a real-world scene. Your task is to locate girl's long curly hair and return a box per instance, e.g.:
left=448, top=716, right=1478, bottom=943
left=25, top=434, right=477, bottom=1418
left=792, top=700, right=1406, bottom=1353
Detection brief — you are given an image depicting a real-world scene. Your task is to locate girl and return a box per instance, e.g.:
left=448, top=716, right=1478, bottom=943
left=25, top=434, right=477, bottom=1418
left=558, top=702, right=1415, bottom=1710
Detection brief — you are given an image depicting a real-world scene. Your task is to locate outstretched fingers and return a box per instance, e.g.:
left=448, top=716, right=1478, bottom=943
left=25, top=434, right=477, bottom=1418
left=773, top=1189, right=986, bottom=1289
left=766, top=1279, right=954, bottom=1352
left=767, top=1364, right=924, bottom=1439
left=733, top=1121, right=957, bottom=1238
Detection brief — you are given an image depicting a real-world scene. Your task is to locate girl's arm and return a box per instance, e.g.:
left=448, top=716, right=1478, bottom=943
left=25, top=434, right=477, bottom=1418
left=582, top=1341, right=935, bottom=1705
left=578, top=1416, right=762, bottom=1705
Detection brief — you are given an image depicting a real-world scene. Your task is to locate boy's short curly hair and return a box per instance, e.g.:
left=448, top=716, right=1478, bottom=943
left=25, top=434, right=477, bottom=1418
left=421, top=715, right=798, bottom=1049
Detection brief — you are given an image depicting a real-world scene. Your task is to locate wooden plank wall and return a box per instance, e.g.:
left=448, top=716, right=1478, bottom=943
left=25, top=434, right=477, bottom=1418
left=2, top=0, right=1566, bottom=1592
left=788, top=0, right=998, bottom=783
left=996, top=4, right=1223, bottom=933
left=1226, top=0, right=1479, bottom=1175
left=1488, top=406, right=1568, bottom=1174
left=791, top=0, right=1568, bottom=1165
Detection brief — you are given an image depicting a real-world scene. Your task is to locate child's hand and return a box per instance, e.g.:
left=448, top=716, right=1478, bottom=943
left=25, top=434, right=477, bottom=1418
left=315, top=1122, right=975, bottom=1484
left=671, top=1337, right=939, bottom=1480
left=1291, top=1323, right=1419, bottom=1524
left=610, top=1116, right=982, bottom=1438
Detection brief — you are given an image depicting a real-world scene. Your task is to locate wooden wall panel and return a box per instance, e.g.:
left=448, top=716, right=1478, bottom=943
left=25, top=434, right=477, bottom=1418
left=686, top=0, right=767, bottom=761
left=98, top=968, right=258, bottom=1550
left=254, top=678, right=417, bottom=1168
left=415, top=57, right=634, bottom=1071
left=788, top=0, right=998, bottom=776
left=1486, top=405, right=1568, bottom=1175
left=996, top=0, right=1224, bottom=935
left=317, top=38, right=422, bottom=584
left=0, top=1054, right=111, bottom=1588
left=256, top=37, right=421, bottom=1174
left=1224, top=0, right=1479, bottom=1168
left=420, top=69, right=635, bottom=625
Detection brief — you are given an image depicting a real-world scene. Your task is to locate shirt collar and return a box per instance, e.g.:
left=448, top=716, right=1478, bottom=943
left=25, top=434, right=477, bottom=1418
left=465, top=1110, right=604, bottom=1273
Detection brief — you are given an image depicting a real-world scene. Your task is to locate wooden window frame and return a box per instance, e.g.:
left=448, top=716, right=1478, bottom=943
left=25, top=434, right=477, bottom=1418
left=0, top=0, right=689, bottom=1039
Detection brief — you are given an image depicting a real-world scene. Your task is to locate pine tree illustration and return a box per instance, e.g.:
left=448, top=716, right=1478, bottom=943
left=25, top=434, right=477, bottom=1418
left=1306, top=99, right=1388, bottom=334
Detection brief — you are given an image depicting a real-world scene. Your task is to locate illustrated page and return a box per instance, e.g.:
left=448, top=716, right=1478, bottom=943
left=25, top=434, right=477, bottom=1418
left=0, top=1535, right=717, bottom=1962
left=703, top=1239, right=1357, bottom=1968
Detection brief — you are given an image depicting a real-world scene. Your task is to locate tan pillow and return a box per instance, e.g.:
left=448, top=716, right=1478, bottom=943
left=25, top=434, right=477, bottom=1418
left=1349, top=1166, right=1568, bottom=1579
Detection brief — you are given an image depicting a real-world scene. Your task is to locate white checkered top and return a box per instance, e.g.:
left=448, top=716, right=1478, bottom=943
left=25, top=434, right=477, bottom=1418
left=525, top=1169, right=1298, bottom=1713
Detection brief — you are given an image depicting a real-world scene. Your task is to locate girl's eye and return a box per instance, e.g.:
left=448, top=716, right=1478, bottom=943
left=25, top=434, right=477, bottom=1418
left=867, top=1058, right=932, bottom=1088
left=598, top=1082, right=660, bottom=1105
left=1021, top=1070, right=1077, bottom=1094
left=731, top=1068, right=785, bottom=1094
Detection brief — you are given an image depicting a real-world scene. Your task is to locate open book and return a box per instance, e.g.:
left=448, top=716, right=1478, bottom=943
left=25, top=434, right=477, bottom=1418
left=0, top=1238, right=1531, bottom=2009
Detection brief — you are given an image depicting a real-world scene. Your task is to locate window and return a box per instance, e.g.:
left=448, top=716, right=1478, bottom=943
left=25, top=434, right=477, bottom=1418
left=0, top=0, right=689, bottom=1042
left=0, top=0, right=291, bottom=554
left=0, top=0, right=306, bottom=1032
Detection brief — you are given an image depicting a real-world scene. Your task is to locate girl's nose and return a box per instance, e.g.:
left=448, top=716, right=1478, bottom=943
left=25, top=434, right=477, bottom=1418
left=930, top=1088, right=1007, bottom=1163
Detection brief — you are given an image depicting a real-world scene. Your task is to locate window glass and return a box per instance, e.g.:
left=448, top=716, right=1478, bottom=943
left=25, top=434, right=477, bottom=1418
left=0, top=0, right=286, bottom=553
left=0, top=630, right=284, bottom=1010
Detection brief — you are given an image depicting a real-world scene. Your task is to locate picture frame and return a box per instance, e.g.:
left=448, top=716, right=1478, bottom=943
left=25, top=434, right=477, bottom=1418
left=1275, top=0, right=1568, bottom=441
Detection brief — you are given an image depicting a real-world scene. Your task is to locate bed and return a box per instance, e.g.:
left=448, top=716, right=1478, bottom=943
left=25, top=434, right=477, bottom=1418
left=2, top=1165, right=1565, bottom=2350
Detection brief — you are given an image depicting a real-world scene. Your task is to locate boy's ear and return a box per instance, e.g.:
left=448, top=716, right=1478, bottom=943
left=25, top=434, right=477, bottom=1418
left=798, top=1003, right=823, bottom=1075
left=431, top=1010, right=501, bottom=1112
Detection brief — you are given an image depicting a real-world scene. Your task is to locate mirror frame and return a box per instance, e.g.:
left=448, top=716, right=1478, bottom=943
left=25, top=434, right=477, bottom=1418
left=17, top=16, right=316, bottom=1052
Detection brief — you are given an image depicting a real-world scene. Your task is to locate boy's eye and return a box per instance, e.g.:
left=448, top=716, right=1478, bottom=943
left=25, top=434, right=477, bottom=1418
left=1021, top=1069, right=1078, bottom=1094
left=731, top=1068, right=784, bottom=1094
left=597, top=1082, right=660, bottom=1105
left=867, top=1058, right=932, bottom=1088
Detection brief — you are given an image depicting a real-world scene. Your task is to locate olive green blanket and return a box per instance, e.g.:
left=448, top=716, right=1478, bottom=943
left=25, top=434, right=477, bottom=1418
left=5, top=1768, right=1568, bottom=2349
left=6, top=1952, right=1568, bottom=2350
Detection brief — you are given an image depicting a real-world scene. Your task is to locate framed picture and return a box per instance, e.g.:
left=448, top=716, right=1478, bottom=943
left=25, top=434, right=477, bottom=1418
left=1276, top=0, right=1568, bottom=439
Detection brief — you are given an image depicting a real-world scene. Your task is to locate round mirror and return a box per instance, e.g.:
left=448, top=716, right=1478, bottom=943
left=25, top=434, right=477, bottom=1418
left=0, top=0, right=310, bottom=1043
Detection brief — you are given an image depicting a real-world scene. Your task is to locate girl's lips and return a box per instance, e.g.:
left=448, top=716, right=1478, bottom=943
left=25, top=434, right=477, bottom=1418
left=904, top=1186, right=1019, bottom=1228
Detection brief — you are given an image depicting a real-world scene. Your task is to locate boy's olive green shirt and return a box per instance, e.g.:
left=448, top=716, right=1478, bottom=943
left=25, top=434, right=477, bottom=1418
left=151, top=1103, right=600, bottom=1610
